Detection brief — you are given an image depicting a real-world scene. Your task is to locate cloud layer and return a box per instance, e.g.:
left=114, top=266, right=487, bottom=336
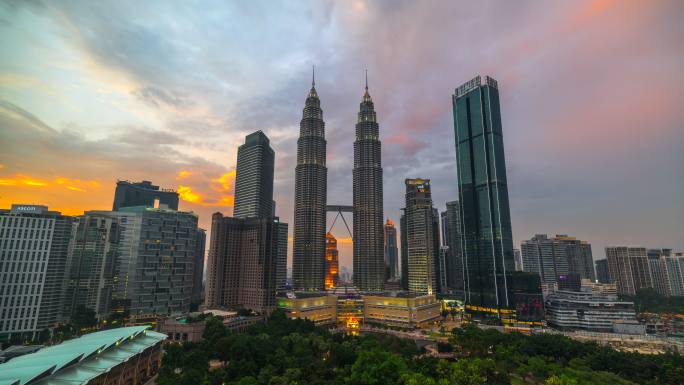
left=1, top=0, right=683, bottom=270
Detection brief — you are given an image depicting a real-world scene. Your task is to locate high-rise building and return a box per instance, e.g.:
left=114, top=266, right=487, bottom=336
left=595, top=259, right=610, bottom=284
left=0, top=205, right=76, bottom=340
left=513, top=248, right=523, bottom=271
left=404, top=179, right=437, bottom=294
left=384, top=219, right=399, bottom=281
left=192, top=228, right=206, bottom=303
left=104, top=206, right=198, bottom=317
left=353, top=75, right=385, bottom=292
left=205, top=213, right=282, bottom=313
left=325, top=232, right=339, bottom=289
left=431, top=208, right=442, bottom=293
left=233, top=131, right=275, bottom=218
left=452, top=75, right=515, bottom=318
left=66, top=212, right=119, bottom=320
left=112, top=180, right=179, bottom=211
left=438, top=246, right=449, bottom=293
left=605, top=246, right=653, bottom=296
left=521, top=234, right=595, bottom=285
left=400, top=212, right=408, bottom=291
left=646, top=249, right=684, bottom=297
left=441, top=201, right=463, bottom=292
left=276, top=223, right=289, bottom=291
left=293, top=72, right=327, bottom=291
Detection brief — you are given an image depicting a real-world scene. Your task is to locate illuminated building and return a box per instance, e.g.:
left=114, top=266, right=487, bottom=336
left=293, top=70, right=327, bottom=291
left=403, top=178, right=437, bottom=295
left=353, top=72, right=385, bottom=292
left=325, top=232, right=339, bottom=289
left=112, top=180, right=178, bottom=211
left=277, top=293, right=338, bottom=326
left=384, top=219, right=399, bottom=281
left=363, top=293, right=441, bottom=329
left=206, top=214, right=284, bottom=314
left=452, top=75, right=515, bottom=319
left=331, top=285, right=364, bottom=330
left=233, top=131, right=275, bottom=219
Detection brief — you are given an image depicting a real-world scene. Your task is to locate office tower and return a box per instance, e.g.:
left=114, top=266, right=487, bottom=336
left=276, top=223, right=288, bottom=291
left=400, top=212, right=408, bottom=290
left=441, top=201, right=463, bottom=292
left=353, top=74, right=385, bottom=292
left=452, top=75, right=515, bottom=317
left=431, top=208, right=442, bottom=293
left=192, top=228, right=206, bottom=302
left=66, top=212, right=119, bottom=320
left=507, top=271, right=544, bottom=323
left=325, top=232, right=339, bottom=289
left=293, top=72, right=327, bottom=291
left=0, top=205, right=76, bottom=340
left=103, top=206, right=198, bottom=317
left=605, top=246, right=653, bottom=296
left=383, top=219, right=399, bottom=281
left=112, top=180, right=179, bottom=211
left=647, top=249, right=684, bottom=297
left=404, top=179, right=437, bottom=294
left=513, top=249, right=523, bottom=271
left=206, top=213, right=282, bottom=313
left=595, top=259, right=610, bottom=284
left=233, top=131, right=275, bottom=218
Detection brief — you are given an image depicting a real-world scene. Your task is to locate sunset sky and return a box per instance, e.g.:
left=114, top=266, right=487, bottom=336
left=1, top=0, right=682, bottom=270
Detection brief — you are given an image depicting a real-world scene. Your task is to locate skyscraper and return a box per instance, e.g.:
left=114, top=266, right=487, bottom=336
left=206, top=214, right=282, bottom=313
left=595, top=259, right=610, bottom=284
left=452, top=75, right=515, bottom=318
left=441, top=201, right=463, bottom=292
left=112, top=180, right=179, bottom=211
left=383, top=219, right=399, bottom=281
left=293, top=71, right=327, bottom=291
left=66, top=212, right=120, bottom=320
left=400, top=212, right=408, bottom=291
left=192, top=228, right=206, bottom=302
left=0, top=205, right=75, bottom=340
left=404, top=178, right=437, bottom=294
left=353, top=73, right=385, bottom=292
left=325, top=232, right=339, bottom=289
left=431, top=207, right=442, bottom=293
left=233, top=131, right=275, bottom=218
left=276, top=223, right=288, bottom=291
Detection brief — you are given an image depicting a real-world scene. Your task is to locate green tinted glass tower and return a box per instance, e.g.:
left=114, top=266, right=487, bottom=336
left=452, top=75, right=514, bottom=318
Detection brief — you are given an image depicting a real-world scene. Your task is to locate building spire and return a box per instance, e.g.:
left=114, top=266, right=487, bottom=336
left=312, top=65, right=315, bottom=87
left=362, top=68, right=372, bottom=102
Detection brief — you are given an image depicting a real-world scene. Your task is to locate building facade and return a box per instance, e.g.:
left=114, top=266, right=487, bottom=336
left=233, top=131, right=276, bottom=219
left=112, top=180, right=179, bottom=211
left=206, top=213, right=282, bottom=313
left=363, top=293, right=441, bottom=329
left=277, top=293, right=338, bottom=326
left=276, top=223, right=289, bottom=291
left=192, top=228, right=206, bottom=303
left=545, top=290, right=641, bottom=333
left=325, top=232, right=339, bottom=289
left=0, top=205, right=76, bottom=340
left=441, top=201, right=463, bottom=292
left=452, top=75, right=515, bottom=317
left=605, top=246, right=653, bottom=296
left=353, top=77, right=385, bottom=292
left=384, top=219, right=399, bottom=281
left=521, top=234, right=595, bottom=285
left=292, top=75, right=327, bottom=291
left=66, top=212, right=120, bottom=320
left=404, top=179, right=437, bottom=295
left=595, top=259, right=610, bottom=284
left=400, top=212, right=408, bottom=290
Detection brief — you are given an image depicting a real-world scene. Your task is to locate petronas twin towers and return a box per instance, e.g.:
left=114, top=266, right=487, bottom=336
left=293, top=70, right=385, bottom=292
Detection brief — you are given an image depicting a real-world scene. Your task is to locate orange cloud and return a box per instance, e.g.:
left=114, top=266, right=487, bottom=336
left=178, top=185, right=201, bottom=203
left=176, top=170, right=191, bottom=180
left=66, top=186, right=87, bottom=192
left=212, top=170, right=236, bottom=192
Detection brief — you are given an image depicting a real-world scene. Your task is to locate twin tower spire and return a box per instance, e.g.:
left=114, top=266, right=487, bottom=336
left=293, top=67, right=384, bottom=292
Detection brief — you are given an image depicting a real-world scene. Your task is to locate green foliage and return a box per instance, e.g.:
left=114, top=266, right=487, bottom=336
left=156, top=313, right=682, bottom=385
left=621, top=288, right=684, bottom=314
left=72, top=305, right=97, bottom=330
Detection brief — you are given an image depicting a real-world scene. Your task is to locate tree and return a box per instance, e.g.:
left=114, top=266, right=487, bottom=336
left=203, top=316, right=228, bottom=343
left=545, top=375, right=578, bottom=385
left=349, top=350, right=408, bottom=385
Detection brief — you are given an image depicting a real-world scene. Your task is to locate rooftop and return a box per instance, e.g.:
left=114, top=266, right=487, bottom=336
left=0, top=326, right=166, bottom=385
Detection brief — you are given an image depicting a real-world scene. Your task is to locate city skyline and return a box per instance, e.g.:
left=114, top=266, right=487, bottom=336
left=1, top=1, right=683, bottom=272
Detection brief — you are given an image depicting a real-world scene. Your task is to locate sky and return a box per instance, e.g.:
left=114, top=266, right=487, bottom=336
left=1, top=0, right=683, bottom=272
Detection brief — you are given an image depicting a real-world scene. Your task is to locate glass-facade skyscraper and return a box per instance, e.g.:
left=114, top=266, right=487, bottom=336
left=233, top=131, right=275, bottom=219
left=452, top=75, right=514, bottom=317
